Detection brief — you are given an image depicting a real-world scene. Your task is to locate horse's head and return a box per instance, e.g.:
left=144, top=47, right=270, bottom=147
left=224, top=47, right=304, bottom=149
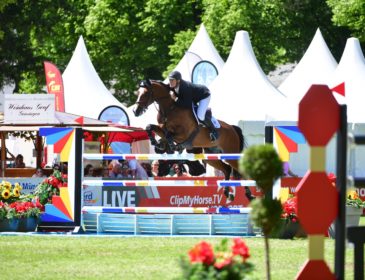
left=133, top=79, right=171, bottom=117
left=133, top=80, right=153, bottom=117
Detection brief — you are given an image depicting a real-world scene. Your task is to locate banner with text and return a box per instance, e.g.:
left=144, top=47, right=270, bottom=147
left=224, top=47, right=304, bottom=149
left=99, top=185, right=261, bottom=208
left=4, top=94, right=55, bottom=124
left=44, top=61, right=65, bottom=112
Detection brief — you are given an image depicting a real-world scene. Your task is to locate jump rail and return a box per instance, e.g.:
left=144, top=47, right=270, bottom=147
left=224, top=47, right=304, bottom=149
left=83, top=179, right=256, bottom=187
left=82, top=206, right=251, bottom=214
left=81, top=152, right=257, bottom=236
left=83, top=153, right=243, bottom=161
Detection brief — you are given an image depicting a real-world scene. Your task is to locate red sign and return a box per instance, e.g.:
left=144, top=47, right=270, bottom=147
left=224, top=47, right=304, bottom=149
left=44, top=61, right=65, bottom=112
left=298, top=85, right=340, bottom=146
left=281, top=177, right=302, bottom=194
left=101, top=181, right=262, bottom=208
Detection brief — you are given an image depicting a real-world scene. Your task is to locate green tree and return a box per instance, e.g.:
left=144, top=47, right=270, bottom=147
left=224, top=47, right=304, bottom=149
left=193, top=0, right=350, bottom=72
left=327, top=0, right=365, bottom=41
left=0, top=0, right=355, bottom=105
left=0, top=0, right=88, bottom=93
left=84, top=0, right=201, bottom=104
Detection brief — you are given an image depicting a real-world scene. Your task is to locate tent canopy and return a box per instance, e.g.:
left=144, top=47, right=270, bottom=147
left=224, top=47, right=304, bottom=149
left=209, top=30, right=296, bottom=124
left=63, top=36, right=129, bottom=123
left=330, top=37, right=365, bottom=123
left=0, top=111, right=148, bottom=143
left=279, top=28, right=338, bottom=105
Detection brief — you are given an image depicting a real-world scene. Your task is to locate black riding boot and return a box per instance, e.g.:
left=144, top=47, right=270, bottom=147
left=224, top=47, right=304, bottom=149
left=201, top=118, right=219, bottom=142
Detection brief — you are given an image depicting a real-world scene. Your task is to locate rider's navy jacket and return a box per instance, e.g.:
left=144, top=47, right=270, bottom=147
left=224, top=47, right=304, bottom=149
left=173, top=80, right=210, bottom=108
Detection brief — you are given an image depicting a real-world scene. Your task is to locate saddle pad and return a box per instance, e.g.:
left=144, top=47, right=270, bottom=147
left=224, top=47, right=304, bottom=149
left=192, top=105, right=221, bottom=129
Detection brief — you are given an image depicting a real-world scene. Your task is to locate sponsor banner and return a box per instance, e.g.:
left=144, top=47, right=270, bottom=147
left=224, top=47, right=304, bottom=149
left=4, top=94, right=55, bottom=124
left=4, top=177, right=43, bottom=195
left=99, top=185, right=261, bottom=208
left=102, top=186, right=140, bottom=207
left=281, top=177, right=302, bottom=194
left=44, top=61, right=65, bottom=112
left=83, top=185, right=102, bottom=206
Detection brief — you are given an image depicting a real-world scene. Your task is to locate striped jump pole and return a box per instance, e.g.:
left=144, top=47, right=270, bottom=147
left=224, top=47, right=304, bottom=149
left=82, top=206, right=251, bottom=214
left=83, top=179, right=256, bottom=187
left=83, top=153, right=243, bottom=161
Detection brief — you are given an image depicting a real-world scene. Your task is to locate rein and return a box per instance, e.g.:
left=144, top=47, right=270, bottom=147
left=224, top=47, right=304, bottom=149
left=144, top=82, right=175, bottom=120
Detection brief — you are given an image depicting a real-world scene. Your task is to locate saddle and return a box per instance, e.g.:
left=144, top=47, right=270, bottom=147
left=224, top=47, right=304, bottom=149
left=192, top=105, right=220, bottom=128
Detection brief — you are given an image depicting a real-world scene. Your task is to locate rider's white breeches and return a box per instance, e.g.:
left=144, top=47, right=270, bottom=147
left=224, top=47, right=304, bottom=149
left=197, top=95, right=210, bottom=121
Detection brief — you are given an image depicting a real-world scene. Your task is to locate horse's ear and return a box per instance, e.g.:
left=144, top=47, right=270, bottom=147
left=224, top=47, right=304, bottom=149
left=139, top=79, right=151, bottom=88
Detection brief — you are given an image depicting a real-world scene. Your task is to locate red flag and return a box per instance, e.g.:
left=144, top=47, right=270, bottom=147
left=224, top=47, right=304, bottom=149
left=44, top=61, right=65, bottom=112
left=331, top=82, right=345, bottom=97
left=75, top=116, right=84, bottom=125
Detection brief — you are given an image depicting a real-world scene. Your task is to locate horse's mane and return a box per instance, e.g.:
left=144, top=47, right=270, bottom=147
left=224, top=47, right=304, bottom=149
left=150, top=79, right=170, bottom=91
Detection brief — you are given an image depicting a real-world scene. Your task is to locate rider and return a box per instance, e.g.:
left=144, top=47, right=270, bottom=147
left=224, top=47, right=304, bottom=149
left=168, top=70, right=218, bottom=142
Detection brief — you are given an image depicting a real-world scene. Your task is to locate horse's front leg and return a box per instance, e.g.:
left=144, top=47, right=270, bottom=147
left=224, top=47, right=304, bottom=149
left=146, top=124, right=164, bottom=146
left=146, top=124, right=172, bottom=153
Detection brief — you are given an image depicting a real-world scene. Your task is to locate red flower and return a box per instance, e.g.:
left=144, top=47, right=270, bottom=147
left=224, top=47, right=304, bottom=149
left=35, top=198, right=44, bottom=211
left=214, top=257, right=232, bottom=269
left=48, top=176, right=60, bottom=187
left=232, top=238, right=250, bottom=261
left=188, top=241, right=215, bottom=265
left=282, top=196, right=298, bottom=218
left=328, top=172, right=336, bottom=186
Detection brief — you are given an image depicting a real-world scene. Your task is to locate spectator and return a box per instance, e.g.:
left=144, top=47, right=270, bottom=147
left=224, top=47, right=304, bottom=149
left=109, top=162, right=123, bottom=179
left=127, top=159, right=149, bottom=179
left=32, top=168, right=46, bottom=178
left=13, top=154, right=25, bottom=168
left=53, top=163, right=60, bottom=171
left=172, top=163, right=189, bottom=177
left=84, top=164, right=95, bottom=177
left=120, top=163, right=132, bottom=178
left=102, top=167, right=110, bottom=178
left=151, top=160, right=160, bottom=176
left=141, top=162, right=153, bottom=177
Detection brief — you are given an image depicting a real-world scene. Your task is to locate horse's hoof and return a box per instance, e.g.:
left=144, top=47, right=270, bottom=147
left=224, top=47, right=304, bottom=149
left=166, top=148, right=174, bottom=154
left=176, top=145, right=184, bottom=154
left=154, top=145, right=166, bottom=154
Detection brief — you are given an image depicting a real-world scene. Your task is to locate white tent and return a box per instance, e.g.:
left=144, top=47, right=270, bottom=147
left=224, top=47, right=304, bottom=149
left=329, top=38, right=365, bottom=177
left=169, top=23, right=224, bottom=83
left=330, top=37, right=365, bottom=123
left=274, top=29, right=338, bottom=176
left=279, top=29, right=338, bottom=104
left=128, top=23, right=225, bottom=128
left=63, top=36, right=129, bottom=123
left=209, top=30, right=296, bottom=125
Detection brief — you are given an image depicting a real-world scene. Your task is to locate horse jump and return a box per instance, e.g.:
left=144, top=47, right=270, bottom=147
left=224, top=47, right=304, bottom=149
left=133, top=80, right=245, bottom=185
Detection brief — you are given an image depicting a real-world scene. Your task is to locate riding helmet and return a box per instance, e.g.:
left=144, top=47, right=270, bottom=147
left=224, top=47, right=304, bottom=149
left=169, top=70, right=182, bottom=80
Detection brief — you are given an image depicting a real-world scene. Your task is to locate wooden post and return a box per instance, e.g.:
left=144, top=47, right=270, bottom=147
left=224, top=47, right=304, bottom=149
left=0, top=132, right=5, bottom=177
left=36, top=131, right=43, bottom=168
left=335, top=105, right=347, bottom=279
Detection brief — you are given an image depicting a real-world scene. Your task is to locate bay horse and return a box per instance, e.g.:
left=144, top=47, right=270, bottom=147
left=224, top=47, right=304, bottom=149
left=133, top=80, right=249, bottom=200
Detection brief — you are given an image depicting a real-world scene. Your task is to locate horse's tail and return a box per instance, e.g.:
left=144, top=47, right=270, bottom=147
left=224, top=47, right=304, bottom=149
left=233, top=125, right=245, bottom=152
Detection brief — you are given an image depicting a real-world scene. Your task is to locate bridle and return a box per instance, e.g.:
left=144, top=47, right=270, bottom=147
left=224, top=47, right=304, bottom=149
left=136, top=80, right=174, bottom=114
left=135, top=81, right=154, bottom=113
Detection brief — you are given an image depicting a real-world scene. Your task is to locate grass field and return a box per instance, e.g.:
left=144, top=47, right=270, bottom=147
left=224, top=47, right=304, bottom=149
left=0, top=234, right=356, bottom=279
